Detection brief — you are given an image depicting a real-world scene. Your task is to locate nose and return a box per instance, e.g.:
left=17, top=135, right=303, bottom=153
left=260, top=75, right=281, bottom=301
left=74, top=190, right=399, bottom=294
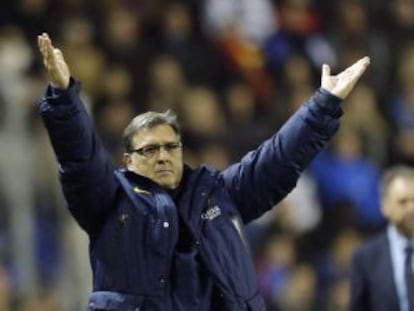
left=156, top=146, right=170, bottom=161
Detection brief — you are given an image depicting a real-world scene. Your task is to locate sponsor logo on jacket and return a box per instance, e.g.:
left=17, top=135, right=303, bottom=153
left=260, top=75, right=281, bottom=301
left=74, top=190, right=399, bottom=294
left=201, top=205, right=221, bottom=220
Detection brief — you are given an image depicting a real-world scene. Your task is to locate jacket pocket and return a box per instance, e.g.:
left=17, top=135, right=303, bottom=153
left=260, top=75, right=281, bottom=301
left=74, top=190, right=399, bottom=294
left=88, top=291, right=144, bottom=311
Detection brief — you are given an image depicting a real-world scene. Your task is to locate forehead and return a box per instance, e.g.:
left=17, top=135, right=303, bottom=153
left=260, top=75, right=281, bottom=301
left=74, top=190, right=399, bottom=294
left=387, top=176, right=414, bottom=198
left=132, top=124, right=179, bottom=147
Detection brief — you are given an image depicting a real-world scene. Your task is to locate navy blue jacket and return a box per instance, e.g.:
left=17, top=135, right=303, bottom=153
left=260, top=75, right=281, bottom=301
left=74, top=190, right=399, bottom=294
left=38, top=79, right=342, bottom=311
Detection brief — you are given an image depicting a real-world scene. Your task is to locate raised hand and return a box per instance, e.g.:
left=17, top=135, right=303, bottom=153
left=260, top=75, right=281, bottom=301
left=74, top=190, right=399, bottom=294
left=37, top=33, right=70, bottom=89
left=321, top=56, right=370, bottom=100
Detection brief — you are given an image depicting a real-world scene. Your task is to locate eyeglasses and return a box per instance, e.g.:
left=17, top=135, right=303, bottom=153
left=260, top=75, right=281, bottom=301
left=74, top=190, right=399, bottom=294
left=130, top=142, right=182, bottom=158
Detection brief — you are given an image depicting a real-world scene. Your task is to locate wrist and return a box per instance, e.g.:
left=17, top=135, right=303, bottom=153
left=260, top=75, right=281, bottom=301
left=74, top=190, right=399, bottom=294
left=51, top=82, right=69, bottom=90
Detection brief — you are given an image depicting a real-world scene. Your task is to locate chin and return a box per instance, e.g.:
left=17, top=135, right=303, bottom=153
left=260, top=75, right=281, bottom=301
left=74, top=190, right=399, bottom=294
left=162, top=183, right=178, bottom=190
left=398, top=222, right=414, bottom=237
left=157, top=178, right=178, bottom=190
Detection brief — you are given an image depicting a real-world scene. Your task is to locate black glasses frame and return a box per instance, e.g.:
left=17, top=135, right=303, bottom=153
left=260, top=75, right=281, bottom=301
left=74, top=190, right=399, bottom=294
left=130, top=141, right=182, bottom=158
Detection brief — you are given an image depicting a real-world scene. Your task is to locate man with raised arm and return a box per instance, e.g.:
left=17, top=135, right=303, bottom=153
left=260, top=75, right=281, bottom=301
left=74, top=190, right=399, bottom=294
left=37, top=32, right=370, bottom=311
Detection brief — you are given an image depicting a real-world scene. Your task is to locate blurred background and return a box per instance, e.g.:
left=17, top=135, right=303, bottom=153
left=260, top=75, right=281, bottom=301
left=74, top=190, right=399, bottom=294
left=0, top=0, right=413, bottom=310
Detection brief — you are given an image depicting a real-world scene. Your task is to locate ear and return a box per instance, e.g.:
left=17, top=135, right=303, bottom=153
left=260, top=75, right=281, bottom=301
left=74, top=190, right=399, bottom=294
left=123, top=153, right=132, bottom=169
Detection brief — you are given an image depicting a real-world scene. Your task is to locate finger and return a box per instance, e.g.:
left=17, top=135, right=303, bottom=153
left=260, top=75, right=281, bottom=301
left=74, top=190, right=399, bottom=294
left=337, top=56, right=370, bottom=82
left=44, top=36, right=54, bottom=55
left=345, top=56, right=370, bottom=75
left=357, top=56, right=370, bottom=66
left=347, top=57, right=370, bottom=82
left=39, top=33, right=48, bottom=47
left=55, top=49, right=67, bottom=69
left=322, top=64, right=330, bottom=78
left=44, top=38, right=57, bottom=68
left=38, top=35, right=47, bottom=56
left=38, top=35, right=49, bottom=55
left=353, top=64, right=369, bottom=81
left=38, top=39, right=50, bottom=68
left=355, top=56, right=370, bottom=74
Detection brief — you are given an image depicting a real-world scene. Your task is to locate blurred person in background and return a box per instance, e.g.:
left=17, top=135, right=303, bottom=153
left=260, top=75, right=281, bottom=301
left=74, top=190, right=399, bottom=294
left=309, top=126, right=385, bottom=234
left=203, top=0, right=276, bottom=100
left=277, top=263, right=318, bottom=311
left=349, top=165, right=414, bottom=311
left=255, top=232, right=297, bottom=309
left=341, top=84, right=390, bottom=167
left=325, top=276, right=350, bottom=311
left=179, top=86, right=226, bottom=151
left=0, top=25, right=42, bottom=302
left=387, top=45, right=414, bottom=167
left=315, top=228, right=362, bottom=309
left=36, top=32, right=369, bottom=311
left=223, top=81, right=271, bottom=160
left=146, top=54, right=187, bottom=113
left=326, top=0, right=390, bottom=93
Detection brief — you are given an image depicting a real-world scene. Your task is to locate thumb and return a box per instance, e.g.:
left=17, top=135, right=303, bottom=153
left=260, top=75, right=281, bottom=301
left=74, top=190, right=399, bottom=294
left=322, top=64, right=331, bottom=78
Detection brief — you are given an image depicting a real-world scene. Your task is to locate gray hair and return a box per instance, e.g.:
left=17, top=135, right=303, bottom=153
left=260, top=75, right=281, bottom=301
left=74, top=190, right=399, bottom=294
left=122, top=110, right=181, bottom=152
left=380, top=165, right=414, bottom=200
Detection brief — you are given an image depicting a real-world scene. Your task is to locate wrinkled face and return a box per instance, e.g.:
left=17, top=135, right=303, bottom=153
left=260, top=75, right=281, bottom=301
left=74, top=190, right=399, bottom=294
left=123, top=124, right=184, bottom=189
left=382, top=176, right=414, bottom=237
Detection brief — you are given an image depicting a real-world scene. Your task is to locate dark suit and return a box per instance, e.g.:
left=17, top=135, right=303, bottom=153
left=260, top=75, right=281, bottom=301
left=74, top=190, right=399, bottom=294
left=349, top=232, right=401, bottom=311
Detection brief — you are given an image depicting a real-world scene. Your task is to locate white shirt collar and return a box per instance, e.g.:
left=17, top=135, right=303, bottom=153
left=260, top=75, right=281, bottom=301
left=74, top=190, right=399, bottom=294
left=388, top=225, right=414, bottom=250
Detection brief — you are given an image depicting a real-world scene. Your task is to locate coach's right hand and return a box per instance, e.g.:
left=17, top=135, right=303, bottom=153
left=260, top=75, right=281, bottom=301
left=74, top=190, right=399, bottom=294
left=37, top=32, right=70, bottom=90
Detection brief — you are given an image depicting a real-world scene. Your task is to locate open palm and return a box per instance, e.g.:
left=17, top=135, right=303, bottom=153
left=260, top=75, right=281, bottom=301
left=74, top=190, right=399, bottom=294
left=37, top=33, right=70, bottom=89
left=321, top=57, right=370, bottom=99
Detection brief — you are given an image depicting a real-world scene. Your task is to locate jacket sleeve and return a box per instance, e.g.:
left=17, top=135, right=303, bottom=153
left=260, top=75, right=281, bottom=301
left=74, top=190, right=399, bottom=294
left=220, top=88, right=342, bottom=223
left=38, top=79, right=118, bottom=234
left=349, top=248, right=370, bottom=311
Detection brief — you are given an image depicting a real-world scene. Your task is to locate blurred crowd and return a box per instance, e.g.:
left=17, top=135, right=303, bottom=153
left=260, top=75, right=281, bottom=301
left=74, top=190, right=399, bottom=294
left=0, top=0, right=414, bottom=310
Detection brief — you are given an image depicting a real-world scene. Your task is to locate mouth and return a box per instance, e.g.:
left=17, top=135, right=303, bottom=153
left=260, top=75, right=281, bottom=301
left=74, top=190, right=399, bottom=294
left=155, top=169, right=173, bottom=175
